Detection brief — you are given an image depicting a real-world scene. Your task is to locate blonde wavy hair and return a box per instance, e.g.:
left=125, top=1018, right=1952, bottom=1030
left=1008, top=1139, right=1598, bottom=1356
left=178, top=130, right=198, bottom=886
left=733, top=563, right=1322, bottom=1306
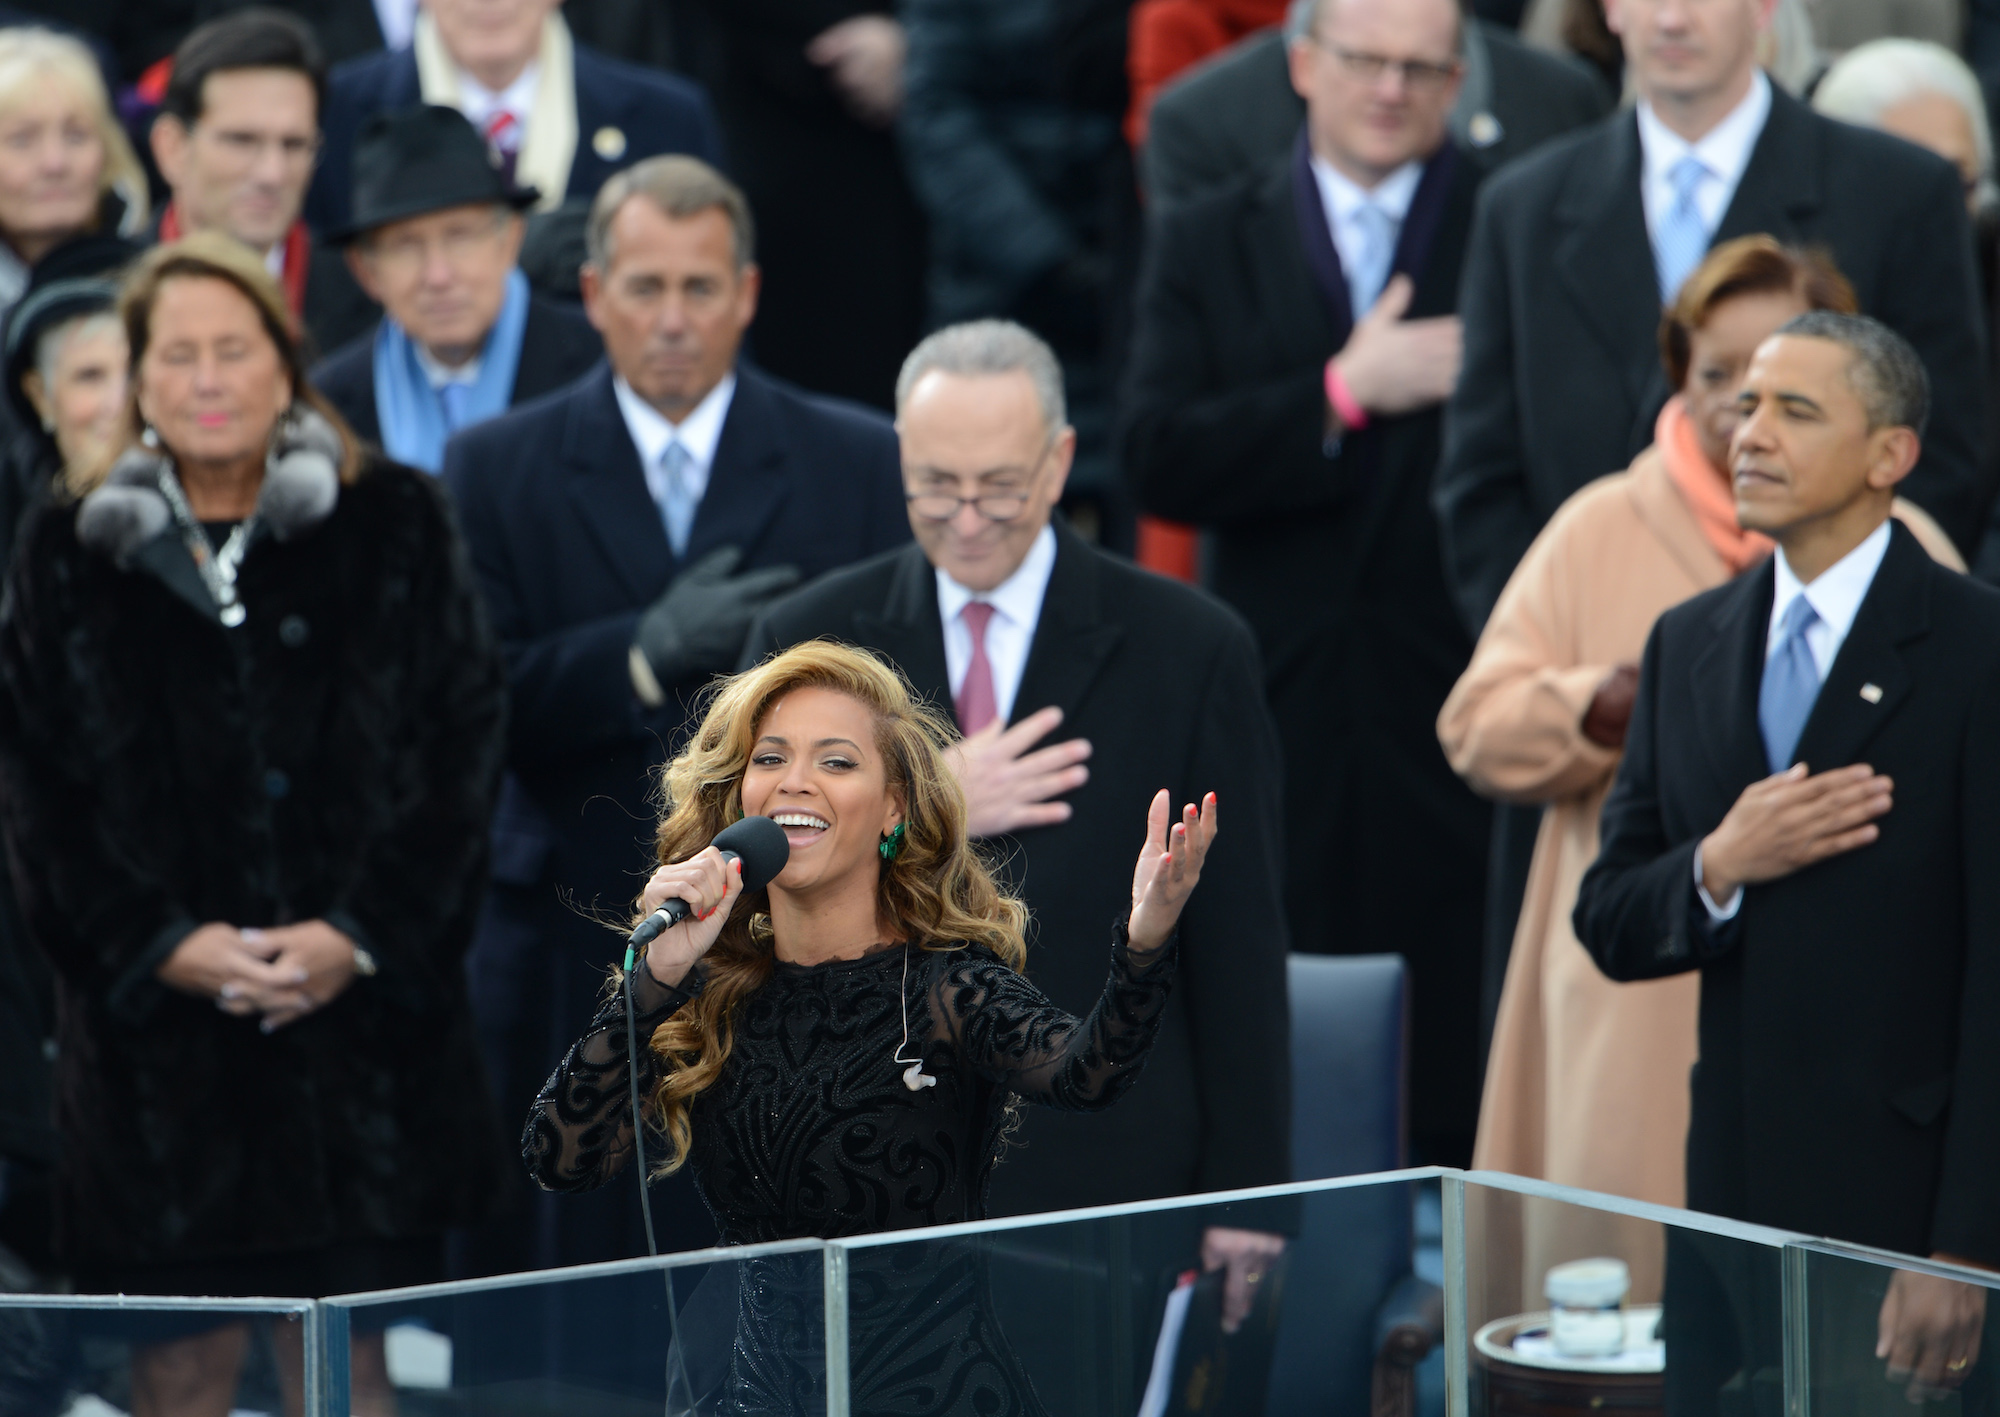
left=643, top=640, right=1029, bottom=1173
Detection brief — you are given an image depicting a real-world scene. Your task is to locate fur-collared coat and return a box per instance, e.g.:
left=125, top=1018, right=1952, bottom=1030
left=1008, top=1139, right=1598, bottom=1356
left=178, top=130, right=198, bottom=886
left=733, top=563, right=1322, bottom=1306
left=0, top=452, right=510, bottom=1271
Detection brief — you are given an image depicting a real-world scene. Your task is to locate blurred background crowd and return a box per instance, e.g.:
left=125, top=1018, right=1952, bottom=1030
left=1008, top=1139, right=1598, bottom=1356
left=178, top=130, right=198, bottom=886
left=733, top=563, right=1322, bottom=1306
left=0, top=0, right=1995, bottom=1407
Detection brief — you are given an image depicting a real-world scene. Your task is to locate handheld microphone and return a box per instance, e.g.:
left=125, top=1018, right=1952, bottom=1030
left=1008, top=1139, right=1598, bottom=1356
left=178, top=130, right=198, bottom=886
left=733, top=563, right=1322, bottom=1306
left=622, top=814, right=790, bottom=1258
left=623, top=815, right=792, bottom=967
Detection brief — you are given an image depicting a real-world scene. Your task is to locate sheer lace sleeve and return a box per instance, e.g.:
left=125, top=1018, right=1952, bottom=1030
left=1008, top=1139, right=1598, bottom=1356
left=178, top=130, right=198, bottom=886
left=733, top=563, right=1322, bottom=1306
left=933, top=923, right=1176, bottom=1111
left=522, top=964, right=703, bottom=1192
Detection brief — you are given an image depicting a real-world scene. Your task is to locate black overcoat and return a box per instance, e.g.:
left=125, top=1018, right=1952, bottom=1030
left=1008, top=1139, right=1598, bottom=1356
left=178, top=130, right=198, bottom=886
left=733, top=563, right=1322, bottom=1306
left=1120, top=142, right=1492, bottom=1154
left=0, top=457, right=511, bottom=1269
left=746, top=521, right=1293, bottom=1213
left=1574, top=523, right=2000, bottom=1266
left=1435, top=86, right=1990, bottom=632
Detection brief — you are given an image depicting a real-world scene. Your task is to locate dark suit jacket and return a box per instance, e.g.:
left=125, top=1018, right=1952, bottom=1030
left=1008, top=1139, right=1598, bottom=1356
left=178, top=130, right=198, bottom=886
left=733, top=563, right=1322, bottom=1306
left=307, top=43, right=726, bottom=236
left=1120, top=142, right=1491, bottom=1151
left=1436, top=88, right=1990, bottom=632
left=745, top=522, right=1293, bottom=1212
left=443, top=363, right=908, bottom=948
left=1141, top=21, right=1608, bottom=212
left=310, top=292, right=604, bottom=446
left=1574, top=522, right=2000, bottom=1265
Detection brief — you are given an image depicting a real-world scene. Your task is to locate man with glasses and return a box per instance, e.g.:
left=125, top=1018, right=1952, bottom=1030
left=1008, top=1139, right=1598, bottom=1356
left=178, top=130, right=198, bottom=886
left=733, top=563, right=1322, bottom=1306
left=312, top=106, right=600, bottom=472
left=148, top=11, right=376, bottom=356
left=749, top=322, right=1292, bottom=1341
left=1122, top=0, right=1492, bottom=1165
left=444, top=154, right=906, bottom=1269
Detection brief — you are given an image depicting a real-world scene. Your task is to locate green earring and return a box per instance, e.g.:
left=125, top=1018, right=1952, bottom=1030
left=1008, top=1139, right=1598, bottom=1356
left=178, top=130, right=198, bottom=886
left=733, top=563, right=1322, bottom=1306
left=879, top=823, right=906, bottom=861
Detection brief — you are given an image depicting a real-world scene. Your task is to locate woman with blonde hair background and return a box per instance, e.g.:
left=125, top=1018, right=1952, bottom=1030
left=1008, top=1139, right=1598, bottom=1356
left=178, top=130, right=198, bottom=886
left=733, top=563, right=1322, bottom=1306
left=0, top=29, right=147, bottom=321
left=528, top=639, right=1217, bottom=1415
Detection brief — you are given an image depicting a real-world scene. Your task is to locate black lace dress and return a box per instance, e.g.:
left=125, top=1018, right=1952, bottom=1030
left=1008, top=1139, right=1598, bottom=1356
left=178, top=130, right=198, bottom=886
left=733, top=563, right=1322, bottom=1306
left=524, top=926, right=1175, bottom=1416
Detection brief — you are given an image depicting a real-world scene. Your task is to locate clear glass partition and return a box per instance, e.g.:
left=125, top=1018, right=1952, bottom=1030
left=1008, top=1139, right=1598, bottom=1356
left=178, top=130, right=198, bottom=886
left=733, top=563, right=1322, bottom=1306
left=1455, top=1171, right=1805, bottom=1417
left=0, top=1294, right=316, bottom=1417
left=1789, top=1239, right=2000, bottom=1417
left=827, top=1169, right=1445, bottom=1417
left=318, top=1240, right=823, bottom=1417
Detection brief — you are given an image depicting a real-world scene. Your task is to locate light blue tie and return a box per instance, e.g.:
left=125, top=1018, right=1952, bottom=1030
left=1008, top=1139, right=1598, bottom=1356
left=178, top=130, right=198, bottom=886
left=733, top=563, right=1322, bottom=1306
left=1759, top=595, right=1822, bottom=773
left=1348, top=201, right=1397, bottom=319
left=438, top=382, right=473, bottom=433
left=1653, top=155, right=1712, bottom=304
left=657, top=441, right=696, bottom=559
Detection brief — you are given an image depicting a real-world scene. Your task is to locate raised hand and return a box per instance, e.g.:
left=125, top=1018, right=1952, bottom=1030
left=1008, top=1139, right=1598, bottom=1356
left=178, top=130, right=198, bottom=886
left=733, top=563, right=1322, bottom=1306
left=1127, top=789, right=1218, bottom=954
left=635, top=847, right=745, bottom=987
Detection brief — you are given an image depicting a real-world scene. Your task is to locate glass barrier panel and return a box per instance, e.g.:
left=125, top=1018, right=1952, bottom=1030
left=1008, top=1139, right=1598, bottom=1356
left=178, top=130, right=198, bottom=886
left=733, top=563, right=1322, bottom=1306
left=0, top=1296, right=314, bottom=1417
left=320, top=1241, right=824, bottom=1417
left=1791, top=1241, right=2000, bottom=1417
left=829, top=1172, right=1441, bottom=1417
left=1458, top=1173, right=1798, bottom=1417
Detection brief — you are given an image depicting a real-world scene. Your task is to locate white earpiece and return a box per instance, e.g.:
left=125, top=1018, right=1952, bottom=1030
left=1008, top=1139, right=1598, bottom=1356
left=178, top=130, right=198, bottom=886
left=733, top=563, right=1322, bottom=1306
left=894, top=946, right=937, bottom=1091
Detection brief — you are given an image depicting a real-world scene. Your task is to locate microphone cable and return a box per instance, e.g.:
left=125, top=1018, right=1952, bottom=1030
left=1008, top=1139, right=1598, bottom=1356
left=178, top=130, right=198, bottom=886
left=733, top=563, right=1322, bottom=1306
left=623, top=936, right=659, bottom=1258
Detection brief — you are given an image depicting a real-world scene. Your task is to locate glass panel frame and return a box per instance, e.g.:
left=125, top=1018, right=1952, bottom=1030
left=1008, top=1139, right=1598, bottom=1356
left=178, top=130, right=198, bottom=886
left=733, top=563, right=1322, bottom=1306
left=0, top=1292, right=319, bottom=1417
left=318, top=1237, right=826, bottom=1417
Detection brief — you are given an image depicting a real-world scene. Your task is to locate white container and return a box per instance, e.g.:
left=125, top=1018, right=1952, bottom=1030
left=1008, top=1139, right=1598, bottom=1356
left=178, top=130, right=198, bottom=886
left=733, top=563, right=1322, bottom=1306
left=1544, top=1257, right=1630, bottom=1358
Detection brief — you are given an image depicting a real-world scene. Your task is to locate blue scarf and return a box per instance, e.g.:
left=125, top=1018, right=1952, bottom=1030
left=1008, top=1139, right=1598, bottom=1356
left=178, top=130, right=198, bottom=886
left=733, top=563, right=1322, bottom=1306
left=372, top=268, right=531, bottom=473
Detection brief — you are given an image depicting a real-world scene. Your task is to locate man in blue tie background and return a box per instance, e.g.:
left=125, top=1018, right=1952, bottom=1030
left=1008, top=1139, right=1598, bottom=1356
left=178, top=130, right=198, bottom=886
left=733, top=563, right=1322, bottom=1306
left=1576, top=313, right=2000, bottom=1410
left=443, top=154, right=908, bottom=1272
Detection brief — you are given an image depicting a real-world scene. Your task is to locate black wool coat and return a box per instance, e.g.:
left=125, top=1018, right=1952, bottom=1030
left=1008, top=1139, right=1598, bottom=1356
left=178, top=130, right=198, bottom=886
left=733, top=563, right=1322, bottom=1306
left=1435, top=85, right=1990, bottom=632
left=746, top=522, right=1293, bottom=1213
left=1575, top=523, right=2000, bottom=1266
left=0, top=457, right=512, bottom=1270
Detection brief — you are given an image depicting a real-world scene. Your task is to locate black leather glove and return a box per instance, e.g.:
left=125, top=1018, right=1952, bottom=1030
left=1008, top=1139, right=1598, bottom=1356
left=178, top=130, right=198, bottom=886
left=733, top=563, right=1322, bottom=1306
left=634, top=546, right=802, bottom=685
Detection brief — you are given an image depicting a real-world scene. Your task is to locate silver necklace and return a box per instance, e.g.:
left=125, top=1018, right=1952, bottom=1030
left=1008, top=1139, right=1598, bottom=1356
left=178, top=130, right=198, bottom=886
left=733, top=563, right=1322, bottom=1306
left=155, top=465, right=256, bottom=627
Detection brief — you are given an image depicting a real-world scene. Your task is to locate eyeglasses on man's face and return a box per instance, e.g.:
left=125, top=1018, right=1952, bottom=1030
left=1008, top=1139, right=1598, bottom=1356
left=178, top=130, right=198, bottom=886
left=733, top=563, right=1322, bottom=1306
left=1309, top=36, right=1462, bottom=91
left=903, top=443, right=1055, bottom=524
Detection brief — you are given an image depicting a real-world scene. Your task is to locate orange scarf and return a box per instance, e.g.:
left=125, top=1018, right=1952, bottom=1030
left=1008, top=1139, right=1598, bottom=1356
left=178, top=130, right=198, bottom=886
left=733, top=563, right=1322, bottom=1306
left=158, top=203, right=311, bottom=320
left=1656, top=394, right=1773, bottom=574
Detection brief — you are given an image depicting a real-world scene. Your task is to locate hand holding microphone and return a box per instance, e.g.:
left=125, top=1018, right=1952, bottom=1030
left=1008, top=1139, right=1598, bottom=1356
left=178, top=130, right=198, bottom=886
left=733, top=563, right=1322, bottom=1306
left=629, top=816, right=791, bottom=987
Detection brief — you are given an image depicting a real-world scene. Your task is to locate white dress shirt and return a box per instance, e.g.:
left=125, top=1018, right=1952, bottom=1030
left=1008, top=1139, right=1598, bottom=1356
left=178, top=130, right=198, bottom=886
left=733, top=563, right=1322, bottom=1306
left=1636, top=71, right=1771, bottom=252
left=936, top=524, right=1059, bottom=728
left=414, top=343, right=481, bottom=390
left=612, top=372, right=737, bottom=518
left=454, top=62, right=541, bottom=137
left=1696, top=519, right=1893, bottom=919
left=1307, top=155, right=1424, bottom=318
left=372, top=0, right=419, bottom=50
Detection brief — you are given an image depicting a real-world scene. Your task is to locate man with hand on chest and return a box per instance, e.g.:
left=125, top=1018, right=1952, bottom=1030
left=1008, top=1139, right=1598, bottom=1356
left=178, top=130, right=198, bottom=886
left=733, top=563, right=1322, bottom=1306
left=1122, top=0, right=1492, bottom=1165
left=1576, top=314, right=2000, bottom=1410
left=748, top=319, right=1293, bottom=1343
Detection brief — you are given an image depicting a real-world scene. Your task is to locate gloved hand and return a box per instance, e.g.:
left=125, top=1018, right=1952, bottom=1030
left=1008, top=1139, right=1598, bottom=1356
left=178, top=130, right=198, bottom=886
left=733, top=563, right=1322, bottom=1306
left=635, top=546, right=802, bottom=685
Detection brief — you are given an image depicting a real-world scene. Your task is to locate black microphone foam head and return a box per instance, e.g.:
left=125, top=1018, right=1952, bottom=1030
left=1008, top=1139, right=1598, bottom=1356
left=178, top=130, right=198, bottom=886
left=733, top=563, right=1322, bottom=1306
left=714, top=815, right=791, bottom=894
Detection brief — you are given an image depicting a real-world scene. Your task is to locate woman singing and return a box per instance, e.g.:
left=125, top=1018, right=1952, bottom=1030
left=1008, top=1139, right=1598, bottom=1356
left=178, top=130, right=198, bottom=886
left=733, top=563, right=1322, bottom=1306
left=525, top=641, right=1217, bottom=1415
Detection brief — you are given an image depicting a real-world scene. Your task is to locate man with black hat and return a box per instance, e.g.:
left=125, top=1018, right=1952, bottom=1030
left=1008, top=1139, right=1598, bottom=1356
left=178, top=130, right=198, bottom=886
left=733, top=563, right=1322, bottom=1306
left=312, top=105, right=602, bottom=472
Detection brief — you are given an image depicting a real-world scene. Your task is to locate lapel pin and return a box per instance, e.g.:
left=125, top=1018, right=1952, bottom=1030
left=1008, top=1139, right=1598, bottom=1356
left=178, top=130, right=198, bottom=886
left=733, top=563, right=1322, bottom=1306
left=593, top=125, right=627, bottom=161
left=1467, top=112, right=1504, bottom=149
left=1860, top=683, right=1884, bottom=703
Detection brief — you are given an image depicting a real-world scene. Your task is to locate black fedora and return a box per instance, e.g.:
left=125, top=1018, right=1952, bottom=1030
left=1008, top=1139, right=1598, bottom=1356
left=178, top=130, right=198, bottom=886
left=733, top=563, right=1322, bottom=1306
left=329, top=105, right=539, bottom=245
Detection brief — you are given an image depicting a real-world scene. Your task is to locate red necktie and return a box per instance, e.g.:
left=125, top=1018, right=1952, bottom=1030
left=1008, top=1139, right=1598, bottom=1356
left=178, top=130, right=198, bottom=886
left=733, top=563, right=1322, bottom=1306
left=483, top=111, right=521, bottom=185
left=955, top=601, right=998, bottom=734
